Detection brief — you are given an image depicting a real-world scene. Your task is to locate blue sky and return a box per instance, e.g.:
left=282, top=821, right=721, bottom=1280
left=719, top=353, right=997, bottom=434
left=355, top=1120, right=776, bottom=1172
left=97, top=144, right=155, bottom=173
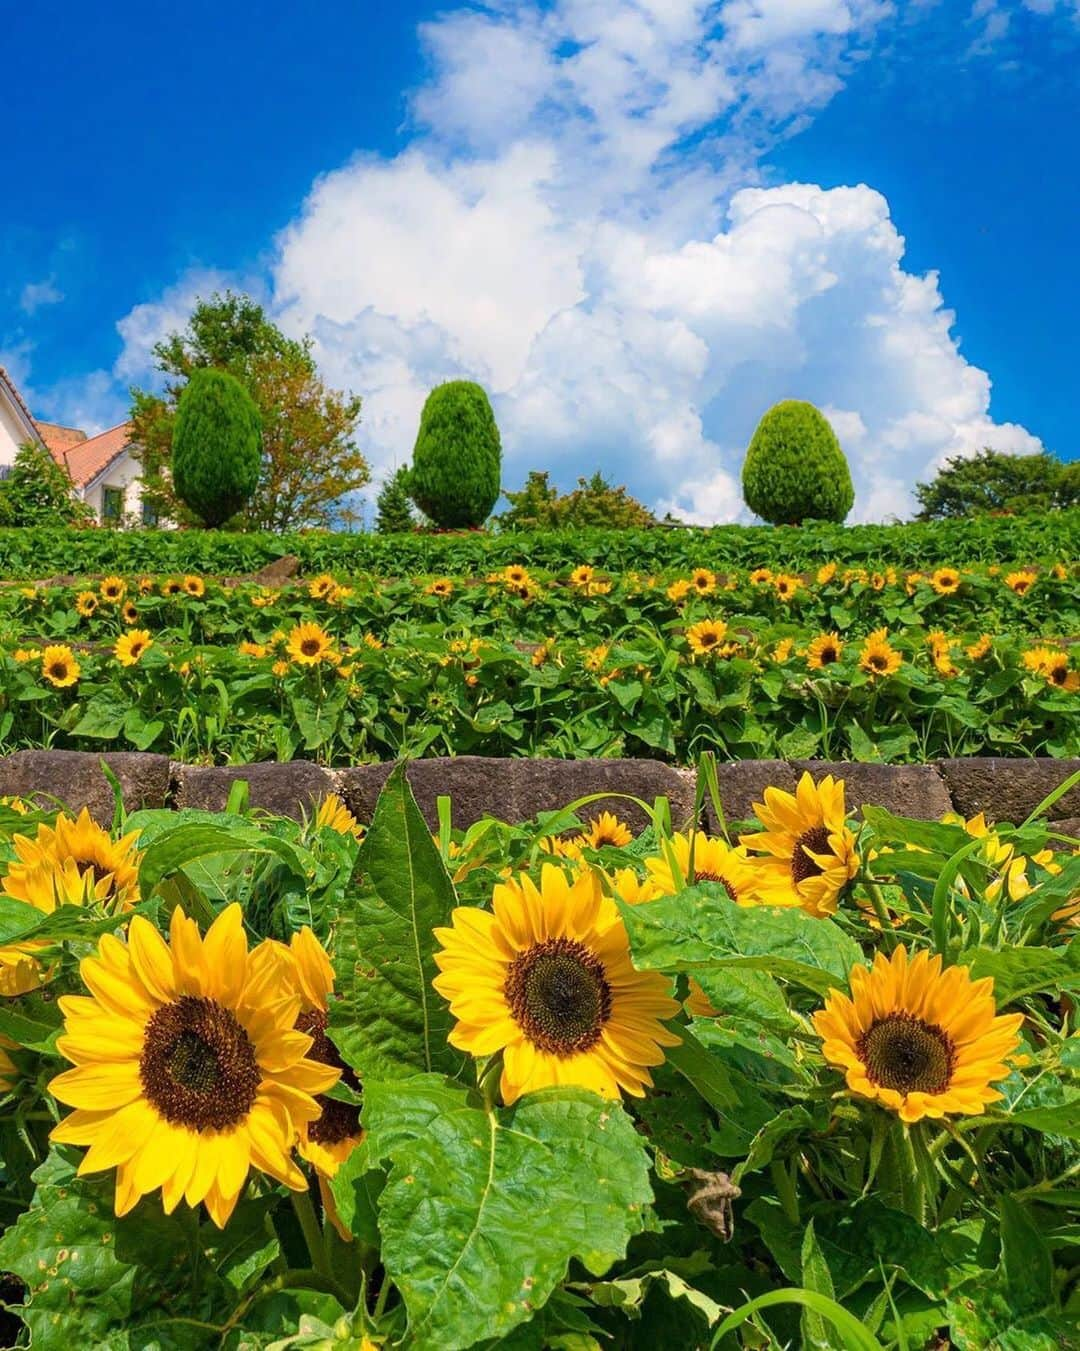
left=3, top=1, right=1078, bottom=522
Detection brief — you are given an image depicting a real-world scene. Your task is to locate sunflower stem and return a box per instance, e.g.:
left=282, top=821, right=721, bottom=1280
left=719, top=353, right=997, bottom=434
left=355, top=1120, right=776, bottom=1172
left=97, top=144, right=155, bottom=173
left=292, top=1187, right=331, bottom=1279
left=862, top=880, right=897, bottom=951
left=896, top=1122, right=926, bottom=1224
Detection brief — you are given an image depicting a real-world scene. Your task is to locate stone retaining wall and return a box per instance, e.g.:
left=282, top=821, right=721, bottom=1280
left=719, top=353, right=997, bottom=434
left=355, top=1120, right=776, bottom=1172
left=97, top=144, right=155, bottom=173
left=0, top=751, right=1077, bottom=836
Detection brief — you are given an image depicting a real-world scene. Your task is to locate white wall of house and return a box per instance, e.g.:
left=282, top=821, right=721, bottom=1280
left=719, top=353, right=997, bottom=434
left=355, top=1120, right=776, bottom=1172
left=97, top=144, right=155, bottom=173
left=0, top=396, right=30, bottom=470
left=83, top=451, right=152, bottom=525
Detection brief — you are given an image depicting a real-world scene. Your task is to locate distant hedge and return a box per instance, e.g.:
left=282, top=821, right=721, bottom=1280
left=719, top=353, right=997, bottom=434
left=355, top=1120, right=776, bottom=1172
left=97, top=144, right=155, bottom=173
left=0, top=511, right=1077, bottom=579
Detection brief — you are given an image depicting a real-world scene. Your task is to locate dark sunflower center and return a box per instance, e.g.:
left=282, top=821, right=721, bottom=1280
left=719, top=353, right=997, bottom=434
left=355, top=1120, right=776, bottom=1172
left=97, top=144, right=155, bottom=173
left=140, top=995, right=260, bottom=1131
left=301, top=639, right=321, bottom=656
left=48, top=662, right=68, bottom=678
left=857, top=1012, right=956, bottom=1095
left=693, top=870, right=737, bottom=901
left=296, top=1009, right=361, bottom=1146
left=820, top=645, right=838, bottom=664
left=868, top=652, right=889, bottom=671
left=504, top=938, right=611, bottom=1056
left=73, top=854, right=114, bottom=887
left=1049, top=664, right=1068, bottom=685
left=698, top=631, right=718, bottom=647
left=792, top=826, right=831, bottom=884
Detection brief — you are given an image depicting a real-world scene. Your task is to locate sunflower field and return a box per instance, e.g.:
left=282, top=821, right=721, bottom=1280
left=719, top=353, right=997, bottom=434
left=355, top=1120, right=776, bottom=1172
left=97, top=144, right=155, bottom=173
left=1, top=559, right=1077, bottom=764
left=0, top=763, right=1077, bottom=1349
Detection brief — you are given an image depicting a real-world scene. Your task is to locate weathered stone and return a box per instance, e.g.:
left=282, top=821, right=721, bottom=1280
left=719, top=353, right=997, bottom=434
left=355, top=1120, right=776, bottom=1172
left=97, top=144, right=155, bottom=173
left=338, top=758, right=522, bottom=830
left=339, top=757, right=698, bottom=831
left=0, top=750, right=170, bottom=825
left=251, top=554, right=300, bottom=586
left=171, top=761, right=335, bottom=819
left=938, top=758, right=1080, bottom=825
left=1050, top=817, right=1080, bottom=842
left=508, top=758, right=698, bottom=832
left=793, top=761, right=953, bottom=820
left=706, top=760, right=798, bottom=828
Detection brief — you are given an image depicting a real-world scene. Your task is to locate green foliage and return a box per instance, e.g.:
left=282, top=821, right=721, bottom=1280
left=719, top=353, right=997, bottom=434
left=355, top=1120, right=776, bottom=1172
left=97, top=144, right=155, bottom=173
left=498, top=469, right=657, bottom=530
left=0, top=509, right=1077, bottom=576
left=172, top=367, right=262, bottom=526
left=0, top=442, right=93, bottom=529
left=130, top=290, right=367, bottom=531
left=410, top=381, right=502, bottom=529
left=914, top=447, right=1080, bottom=520
left=742, top=399, right=855, bottom=525
left=374, top=465, right=416, bottom=534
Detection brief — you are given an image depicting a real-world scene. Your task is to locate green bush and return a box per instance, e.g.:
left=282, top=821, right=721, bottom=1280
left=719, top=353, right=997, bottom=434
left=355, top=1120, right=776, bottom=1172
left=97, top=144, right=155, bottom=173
left=172, top=368, right=262, bottom=527
left=0, top=442, right=94, bottom=529
left=742, top=400, right=855, bottom=526
left=410, top=382, right=501, bottom=529
left=498, top=471, right=656, bottom=530
left=375, top=466, right=416, bottom=534
left=915, top=448, right=1080, bottom=519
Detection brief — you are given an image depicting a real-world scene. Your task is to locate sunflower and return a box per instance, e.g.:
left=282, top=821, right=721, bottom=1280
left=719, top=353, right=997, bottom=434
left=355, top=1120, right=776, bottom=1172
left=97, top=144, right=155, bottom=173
left=772, top=638, right=794, bottom=663
left=686, top=619, right=728, bottom=656
left=238, top=640, right=268, bottom=658
left=426, top=577, right=454, bottom=598
left=287, top=623, right=337, bottom=667
left=1004, top=570, right=1036, bottom=596
left=644, top=831, right=767, bottom=906
left=161, top=578, right=183, bottom=597
left=49, top=905, right=339, bottom=1227
left=138, top=576, right=154, bottom=595
left=100, top=576, right=126, bottom=603
left=859, top=628, right=902, bottom=678
left=120, top=600, right=139, bottom=625
left=1052, top=563, right=1069, bottom=581
left=433, top=865, right=680, bottom=1104
left=666, top=579, right=691, bottom=603
left=75, top=591, right=98, bottom=618
left=272, top=659, right=289, bottom=678
left=504, top=565, right=531, bottom=587
left=773, top=574, right=800, bottom=602
left=182, top=575, right=206, bottom=598
left=1021, top=645, right=1057, bottom=675
left=251, top=588, right=280, bottom=608
left=1042, top=652, right=1080, bottom=693
left=966, top=634, right=992, bottom=661
left=579, top=812, right=634, bottom=849
left=905, top=572, right=923, bottom=595
left=569, top=565, right=595, bottom=588
left=2, top=807, right=142, bottom=911
left=929, top=568, right=961, bottom=596
left=115, top=630, right=153, bottom=667
left=749, top=568, right=773, bottom=586
left=816, top=562, right=837, bottom=585
left=740, top=773, right=858, bottom=917
left=277, top=928, right=363, bottom=1179
left=41, top=645, right=80, bottom=689
left=583, top=643, right=609, bottom=673
left=690, top=568, right=716, bottom=596
left=314, top=793, right=364, bottom=841
left=813, top=946, right=1023, bottom=1123
left=807, top=632, right=843, bottom=669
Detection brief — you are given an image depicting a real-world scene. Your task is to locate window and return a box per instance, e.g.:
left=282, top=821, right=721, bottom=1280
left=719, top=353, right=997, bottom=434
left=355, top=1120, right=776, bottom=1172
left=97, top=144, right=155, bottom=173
left=141, top=496, right=159, bottom=527
left=101, top=486, right=124, bottom=525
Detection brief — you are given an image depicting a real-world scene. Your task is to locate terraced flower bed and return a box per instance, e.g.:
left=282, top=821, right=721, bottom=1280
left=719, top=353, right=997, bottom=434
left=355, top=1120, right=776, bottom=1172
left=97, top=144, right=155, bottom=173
left=0, top=764, right=1075, bottom=1348
left=1, top=561, right=1076, bottom=763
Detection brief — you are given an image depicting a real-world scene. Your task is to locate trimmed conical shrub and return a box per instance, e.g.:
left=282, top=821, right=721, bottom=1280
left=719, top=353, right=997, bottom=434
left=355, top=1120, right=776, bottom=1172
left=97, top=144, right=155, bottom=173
left=172, top=368, right=262, bottom=527
left=410, top=381, right=501, bottom=529
left=741, top=400, right=854, bottom=526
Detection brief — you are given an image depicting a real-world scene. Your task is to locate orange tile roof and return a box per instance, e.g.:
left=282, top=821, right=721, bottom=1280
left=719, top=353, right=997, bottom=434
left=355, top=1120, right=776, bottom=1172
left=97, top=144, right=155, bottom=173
left=36, top=421, right=88, bottom=457
left=61, top=422, right=133, bottom=488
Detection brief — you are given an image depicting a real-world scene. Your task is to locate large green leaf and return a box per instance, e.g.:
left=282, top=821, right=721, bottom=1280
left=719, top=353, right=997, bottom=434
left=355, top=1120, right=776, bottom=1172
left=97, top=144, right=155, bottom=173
left=618, top=885, right=862, bottom=994
left=329, top=763, right=458, bottom=1079
left=962, top=946, right=1080, bottom=1005
left=137, top=820, right=310, bottom=893
left=363, top=1075, right=653, bottom=1350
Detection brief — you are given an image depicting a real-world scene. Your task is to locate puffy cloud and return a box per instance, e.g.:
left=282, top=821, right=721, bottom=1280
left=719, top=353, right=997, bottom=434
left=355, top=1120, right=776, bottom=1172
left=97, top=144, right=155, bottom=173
left=19, top=279, right=63, bottom=315
left=109, top=0, right=1052, bottom=521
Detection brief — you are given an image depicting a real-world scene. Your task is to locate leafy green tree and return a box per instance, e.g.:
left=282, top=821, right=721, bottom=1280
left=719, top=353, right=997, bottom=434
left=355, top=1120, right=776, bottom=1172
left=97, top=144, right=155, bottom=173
left=172, top=369, right=262, bottom=527
left=375, top=466, right=416, bottom=534
left=914, top=448, right=1080, bottom=520
left=742, top=400, right=854, bottom=526
left=497, top=470, right=656, bottom=530
left=0, top=442, right=94, bottom=528
left=410, top=382, right=501, bottom=529
left=130, top=291, right=367, bottom=531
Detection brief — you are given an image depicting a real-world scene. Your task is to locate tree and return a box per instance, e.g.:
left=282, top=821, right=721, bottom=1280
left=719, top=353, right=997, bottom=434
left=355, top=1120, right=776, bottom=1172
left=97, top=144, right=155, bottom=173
left=129, top=291, right=368, bottom=531
left=375, top=466, right=416, bottom=534
left=172, top=369, right=262, bottom=527
left=914, top=448, right=1080, bottom=520
left=742, top=400, right=854, bottom=526
left=410, top=382, right=501, bottom=529
left=497, top=470, right=656, bottom=530
left=0, top=442, right=94, bottom=528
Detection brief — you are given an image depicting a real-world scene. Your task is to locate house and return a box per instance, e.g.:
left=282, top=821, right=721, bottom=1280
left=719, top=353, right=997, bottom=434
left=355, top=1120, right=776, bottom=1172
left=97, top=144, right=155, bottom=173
left=0, top=365, right=154, bottom=525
